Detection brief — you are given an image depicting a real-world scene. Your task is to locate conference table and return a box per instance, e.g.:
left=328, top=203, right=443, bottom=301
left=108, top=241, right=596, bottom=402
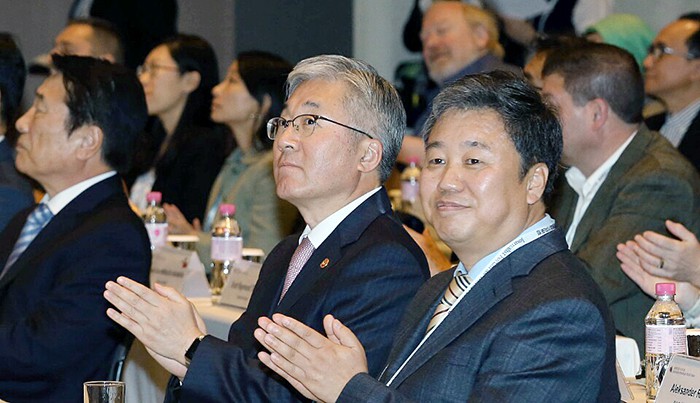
left=122, top=298, right=244, bottom=403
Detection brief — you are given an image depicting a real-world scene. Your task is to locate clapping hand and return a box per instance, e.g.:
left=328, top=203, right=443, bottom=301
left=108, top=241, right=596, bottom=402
left=254, top=313, right=369, bottom=403
left=104, top=277, right=207, bottom=379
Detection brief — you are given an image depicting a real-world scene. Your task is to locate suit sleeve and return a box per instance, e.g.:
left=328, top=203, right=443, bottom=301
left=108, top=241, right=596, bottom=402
left=0, top=219, right=150, bottom=381
left=575, top=168, right=697, bottom=306
left=469, top=299, right=612, bottom=401
left=177, top=239, right=428, bottom=402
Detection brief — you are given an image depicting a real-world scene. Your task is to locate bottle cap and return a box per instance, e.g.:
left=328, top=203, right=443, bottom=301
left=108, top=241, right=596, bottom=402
left=655, top=282, right=676, bottom=296
left=219, top=203, right=236, bottom=215
left=406, top=156, right=421, bottom=165
left=146, top=191, right=162, bottom=203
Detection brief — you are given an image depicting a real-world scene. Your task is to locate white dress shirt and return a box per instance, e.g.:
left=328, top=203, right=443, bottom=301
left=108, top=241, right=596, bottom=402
left=565, top=132, right=637, bottom=247
left=43, top=171, right=117, bottom=215
left=298, top=187, right=381, bottom=248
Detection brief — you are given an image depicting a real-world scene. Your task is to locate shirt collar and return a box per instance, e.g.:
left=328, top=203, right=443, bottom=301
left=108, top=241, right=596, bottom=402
left=565, top=130, right=637, bottom=198
left=300, top=187, right=382, bottom=248
left=454, top=214, right=556, bottom=280
left=42, top=171, right=117, bottom=215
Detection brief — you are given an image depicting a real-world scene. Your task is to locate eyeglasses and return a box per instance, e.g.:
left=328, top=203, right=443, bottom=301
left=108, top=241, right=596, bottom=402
left=266, top=114, right=373, bottom=140
left=136, top=63, right=180, bottom=76
left=647, top=43, right=698, bottom=60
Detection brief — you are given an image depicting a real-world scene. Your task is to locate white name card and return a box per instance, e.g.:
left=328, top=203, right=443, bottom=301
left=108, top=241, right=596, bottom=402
left=151, top=245, right=211, bottom=298
left=219, top=259, right=262, bottom=309
left=656, top=354, right=700, bottom=402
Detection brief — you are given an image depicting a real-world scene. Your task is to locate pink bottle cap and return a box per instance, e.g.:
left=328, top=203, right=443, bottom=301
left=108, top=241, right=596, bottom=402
left=407, top=156, right=421, bottom=165
left=146, top=191, right=162, bottom=203
left=655, top=282, right=676, bottom=296
left=219, top=203, right=236, bottom=215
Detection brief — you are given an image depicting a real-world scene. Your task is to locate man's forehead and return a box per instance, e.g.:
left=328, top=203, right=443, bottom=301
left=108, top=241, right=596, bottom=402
left=36, top=74, right=65, bottom=101
left=283, top=80, right=346, bottom=112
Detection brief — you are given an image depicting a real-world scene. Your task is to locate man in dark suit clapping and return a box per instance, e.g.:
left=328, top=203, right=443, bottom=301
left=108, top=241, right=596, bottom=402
left=0, top=55, right=150, bottom=402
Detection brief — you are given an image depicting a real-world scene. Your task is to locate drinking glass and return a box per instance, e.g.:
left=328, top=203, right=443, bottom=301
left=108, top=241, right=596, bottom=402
left=83, top=381, right=125, bottom=403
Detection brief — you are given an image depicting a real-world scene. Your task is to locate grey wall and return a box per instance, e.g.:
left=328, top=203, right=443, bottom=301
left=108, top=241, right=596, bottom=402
left=234, top=0, right=352, bottom=65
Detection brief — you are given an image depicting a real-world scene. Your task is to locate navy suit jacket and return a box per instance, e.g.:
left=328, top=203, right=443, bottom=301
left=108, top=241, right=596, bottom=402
left=0, top=139, right=33, bottom=232
left=339, top=229, right=620, bottom=402
left=0, top=175, right=151, bottom=403
left=645, top=110, right=700, bottom=173
left=171, top=188, right=430, bottom=402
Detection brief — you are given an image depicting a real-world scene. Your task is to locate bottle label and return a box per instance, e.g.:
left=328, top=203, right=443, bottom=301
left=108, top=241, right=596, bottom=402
left=401, top=181, right=419, bottom=202
left=145, top=223, right=168, bottom=247
left=211, top=236, right=242, bottom=261
left=645, top=324, right=687, bottom=354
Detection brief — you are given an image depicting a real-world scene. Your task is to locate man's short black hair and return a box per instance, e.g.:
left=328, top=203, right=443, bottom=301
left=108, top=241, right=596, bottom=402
left=542, top=42, right=644, bottom=124
left=422, top=71, right=562, bottom=198
left=51, top=54, right=147, bottom=173
left=66, top=17, right=124, bottom=64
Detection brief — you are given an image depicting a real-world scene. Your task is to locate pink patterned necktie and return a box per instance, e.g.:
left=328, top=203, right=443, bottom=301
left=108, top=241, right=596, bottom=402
left=279, top=237, right=315, bottom=301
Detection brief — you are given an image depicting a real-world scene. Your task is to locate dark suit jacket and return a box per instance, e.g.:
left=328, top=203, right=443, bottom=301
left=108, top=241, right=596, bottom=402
left=338, top=229, right=619, bottom=402
left=0, top=139, right=33, bottom=232
left=171, top=189, right=430, bottom=402
left=550, top=125, right=700, bottom=349
left=0, top=175, right=151, bottom=403
left=645, top=109, right=700, bottom=173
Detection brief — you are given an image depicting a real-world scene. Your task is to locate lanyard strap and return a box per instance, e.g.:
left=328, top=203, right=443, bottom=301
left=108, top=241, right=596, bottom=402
left=384, top=216, right=556, bottom=386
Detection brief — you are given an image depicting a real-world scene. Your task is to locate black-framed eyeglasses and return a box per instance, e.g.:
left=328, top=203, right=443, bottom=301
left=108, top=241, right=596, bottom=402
left=266, top=114, right=373, bottom=140
left=647, top=43, right=698, bottom=60
left=136, top=63, right=181, bottom=76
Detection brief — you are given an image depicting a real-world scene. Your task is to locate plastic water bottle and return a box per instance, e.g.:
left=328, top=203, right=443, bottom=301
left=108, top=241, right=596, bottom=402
left=144, top=191, right=167, bottom=250
left=400, top=157, right=421, bottom=212
left=645, top=282, right=686, bottom=401
left=210, top=203, right=242, bottom=297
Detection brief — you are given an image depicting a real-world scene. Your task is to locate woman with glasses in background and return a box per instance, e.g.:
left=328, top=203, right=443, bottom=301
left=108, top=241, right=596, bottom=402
left=128, top=34, right=228, bottom=223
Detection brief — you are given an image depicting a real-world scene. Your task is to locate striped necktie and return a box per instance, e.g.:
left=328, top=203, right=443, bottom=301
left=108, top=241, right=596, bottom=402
left=279, top=236, right=315, bottom=302
left=1, top=204, right=54, bottom=277
left=426, top=272, right=471, bottom=334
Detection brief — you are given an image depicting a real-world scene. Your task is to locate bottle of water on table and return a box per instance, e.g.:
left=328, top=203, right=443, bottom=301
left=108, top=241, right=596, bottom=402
left=210, top=203, right=242, bottom=297
left=144, top=191, right=167, bottom=250
left=645, top=282, right=686, bottom=401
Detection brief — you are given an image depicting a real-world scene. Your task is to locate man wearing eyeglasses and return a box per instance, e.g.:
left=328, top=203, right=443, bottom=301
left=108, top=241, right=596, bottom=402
left=644, top=17, right=700, bottom=173
left=103, top=55, right=430, bottom=402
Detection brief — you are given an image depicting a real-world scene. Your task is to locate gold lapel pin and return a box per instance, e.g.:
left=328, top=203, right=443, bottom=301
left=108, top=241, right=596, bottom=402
left=320, top=258, right=330, bottom=269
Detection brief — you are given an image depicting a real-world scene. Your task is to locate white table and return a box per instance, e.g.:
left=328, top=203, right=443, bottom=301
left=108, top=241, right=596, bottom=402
left=122, top=298, right=243, bottom=403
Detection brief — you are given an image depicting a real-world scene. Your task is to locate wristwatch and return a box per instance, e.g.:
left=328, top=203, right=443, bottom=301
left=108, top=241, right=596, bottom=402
left=184, top=334, right=206, bottom=367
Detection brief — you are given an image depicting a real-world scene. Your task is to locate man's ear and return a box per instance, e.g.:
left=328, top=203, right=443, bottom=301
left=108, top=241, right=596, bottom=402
left=525, top=162, right=548, bottom=205
left=588, top=98, right=609, bottom=131
left=74, top=125, right=104, bottom=161
left=358, top=140, right=383, bottom=173
left=472, top=24, right=490, bottom=50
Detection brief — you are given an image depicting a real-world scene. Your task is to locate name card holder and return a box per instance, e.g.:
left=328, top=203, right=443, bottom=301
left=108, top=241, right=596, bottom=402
left=150, top=245, right=210, bottom=298
left=655, top=354, right=700, bottom=402
left=219, top=259, right=263, bottom=309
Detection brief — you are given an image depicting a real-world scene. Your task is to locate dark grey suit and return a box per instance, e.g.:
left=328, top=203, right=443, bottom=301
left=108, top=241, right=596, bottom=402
left=0, top=139, right=32, bottom=232
left=338, top=228, right=619, bottom=402
left=550, top=125, right=700, bottom=349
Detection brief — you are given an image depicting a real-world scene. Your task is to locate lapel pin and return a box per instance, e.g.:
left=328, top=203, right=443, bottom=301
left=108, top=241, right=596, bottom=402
left=320, top=258, right=330, bottom=269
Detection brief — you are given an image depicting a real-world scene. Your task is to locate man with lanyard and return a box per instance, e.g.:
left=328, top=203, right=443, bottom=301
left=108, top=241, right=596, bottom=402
left=252, top=72, right=619, bottom=401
